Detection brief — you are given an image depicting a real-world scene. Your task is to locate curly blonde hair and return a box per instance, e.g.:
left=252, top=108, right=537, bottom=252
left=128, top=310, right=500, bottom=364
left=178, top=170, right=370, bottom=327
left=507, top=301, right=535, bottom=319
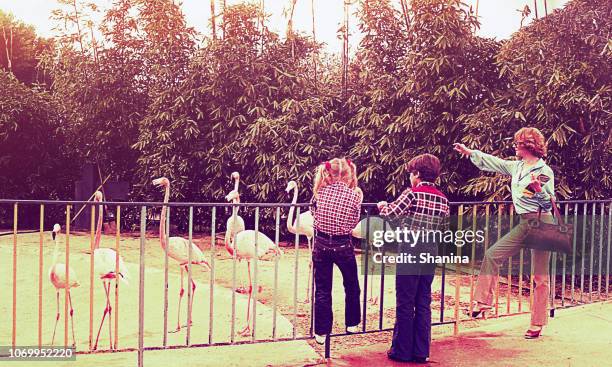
left=313, top=158, right=358, bottom=197
left=514, top=127, right=547, bottom=158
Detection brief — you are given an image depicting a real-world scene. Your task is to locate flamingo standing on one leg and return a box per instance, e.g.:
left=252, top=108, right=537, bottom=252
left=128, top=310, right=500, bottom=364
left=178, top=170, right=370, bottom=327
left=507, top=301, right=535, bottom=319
left=225, top=172, right=247, bottom=293
left=224, top=190, right=282, bottom=336
left=153, top=177, right=211, bottom=333
left=285, top=180, right=314, bottom=303
left=92, top=191, right=130, bottom=351
left=49, top=224, right=80, bottom=346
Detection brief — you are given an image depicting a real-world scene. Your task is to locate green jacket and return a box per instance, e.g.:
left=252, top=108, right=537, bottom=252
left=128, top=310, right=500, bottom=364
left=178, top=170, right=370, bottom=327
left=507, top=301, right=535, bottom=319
left=470, top=150, right=554, bottom=214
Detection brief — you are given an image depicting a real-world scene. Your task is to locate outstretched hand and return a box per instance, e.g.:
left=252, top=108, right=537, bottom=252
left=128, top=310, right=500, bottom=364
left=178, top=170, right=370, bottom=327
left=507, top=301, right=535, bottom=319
left=453, top=143, right=473, bottom=157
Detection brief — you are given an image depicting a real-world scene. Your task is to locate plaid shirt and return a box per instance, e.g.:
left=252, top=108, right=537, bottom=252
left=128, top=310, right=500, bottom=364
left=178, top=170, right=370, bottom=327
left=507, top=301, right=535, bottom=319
left=379, top=182, right=450, bottom=230
left=311, top=182, right=362, bottom=235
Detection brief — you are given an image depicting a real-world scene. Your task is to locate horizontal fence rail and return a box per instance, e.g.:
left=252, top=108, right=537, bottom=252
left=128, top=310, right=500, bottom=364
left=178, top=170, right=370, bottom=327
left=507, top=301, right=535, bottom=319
left=0, top=199, right=610, bottom=366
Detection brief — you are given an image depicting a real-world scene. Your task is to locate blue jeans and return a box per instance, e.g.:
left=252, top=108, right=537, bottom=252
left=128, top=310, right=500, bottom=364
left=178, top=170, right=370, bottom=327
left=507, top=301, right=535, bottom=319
left=313, top=234, right=361, bottom=335
left=390, top=271, right=434, bottom=360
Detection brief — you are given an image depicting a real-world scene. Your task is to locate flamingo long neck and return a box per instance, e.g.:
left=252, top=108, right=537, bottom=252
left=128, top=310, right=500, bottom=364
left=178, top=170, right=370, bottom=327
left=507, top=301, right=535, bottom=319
left=52, top=235, right=59, bottom=265
left=233, top=177, right=240, bottom=216
left=224, top=231, right=234, bottom=256
left=287, top=186, right=298, bottom=232
left=225, top=194, right=241, bottom=255
left=94, top=201, right=103, bottom=250
left=160, top=185, right=170, bottom=250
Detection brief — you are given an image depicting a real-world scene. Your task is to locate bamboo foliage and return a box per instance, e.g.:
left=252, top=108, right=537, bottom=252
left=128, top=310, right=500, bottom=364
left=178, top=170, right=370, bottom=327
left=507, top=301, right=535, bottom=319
left=0, top=0, right=610, bottom=211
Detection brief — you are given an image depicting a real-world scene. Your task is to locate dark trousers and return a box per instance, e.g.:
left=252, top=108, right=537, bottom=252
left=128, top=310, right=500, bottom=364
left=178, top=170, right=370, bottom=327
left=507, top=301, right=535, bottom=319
left=313, top=235, right=361, bottom=335
left=390, top=272, right=434, bottom=360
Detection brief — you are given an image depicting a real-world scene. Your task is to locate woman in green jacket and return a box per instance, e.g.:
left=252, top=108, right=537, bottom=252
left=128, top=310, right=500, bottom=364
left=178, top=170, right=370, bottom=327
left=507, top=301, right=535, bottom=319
left=454, top=127, right=555, bottom=339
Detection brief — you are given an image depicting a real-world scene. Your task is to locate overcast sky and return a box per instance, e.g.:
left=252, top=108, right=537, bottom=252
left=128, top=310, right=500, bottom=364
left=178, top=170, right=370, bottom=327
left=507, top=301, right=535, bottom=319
left=2, top=0, right=569, bottom=53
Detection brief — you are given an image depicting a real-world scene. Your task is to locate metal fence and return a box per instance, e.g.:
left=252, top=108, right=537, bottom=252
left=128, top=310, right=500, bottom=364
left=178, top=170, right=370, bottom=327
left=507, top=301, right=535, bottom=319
left=0, top=199, right=610, bottom=366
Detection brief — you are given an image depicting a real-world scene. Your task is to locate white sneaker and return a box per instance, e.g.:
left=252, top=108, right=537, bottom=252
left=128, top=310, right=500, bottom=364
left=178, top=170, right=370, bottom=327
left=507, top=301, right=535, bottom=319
left=346, top=325, right=360, bottom=334
left=314, top=334, right=327, bottom=344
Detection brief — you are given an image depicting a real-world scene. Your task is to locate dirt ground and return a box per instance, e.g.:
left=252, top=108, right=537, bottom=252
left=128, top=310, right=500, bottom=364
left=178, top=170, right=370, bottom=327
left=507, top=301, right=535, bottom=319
left=0, top=230, right=596, bottom=357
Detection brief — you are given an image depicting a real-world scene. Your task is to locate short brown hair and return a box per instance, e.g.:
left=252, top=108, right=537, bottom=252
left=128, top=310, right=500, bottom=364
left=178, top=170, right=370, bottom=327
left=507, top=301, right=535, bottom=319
left=514, top=127, right=547, bottom=158
left=406, top=154, right=441, bottom=182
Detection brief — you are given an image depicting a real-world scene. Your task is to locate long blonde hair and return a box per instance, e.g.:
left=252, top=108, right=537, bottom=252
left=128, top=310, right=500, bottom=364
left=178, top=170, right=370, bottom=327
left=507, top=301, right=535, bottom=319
left=313, top=158, right=358, bottom=197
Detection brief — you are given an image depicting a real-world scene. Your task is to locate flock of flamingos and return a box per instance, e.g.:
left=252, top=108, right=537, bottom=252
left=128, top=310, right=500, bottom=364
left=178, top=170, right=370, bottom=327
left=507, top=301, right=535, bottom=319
left=47, top=172, right=382, bottom=349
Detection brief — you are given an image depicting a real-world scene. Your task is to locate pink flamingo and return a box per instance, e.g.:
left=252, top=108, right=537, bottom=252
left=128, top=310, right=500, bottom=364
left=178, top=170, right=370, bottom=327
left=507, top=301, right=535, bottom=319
left=48, top=223, right=80, bottom=346
left=92, top=191, right=129, bottom=350
left=225, top=172, right=249, bottom=293
left=285, top=180, right=314, bottom=303
left=224, top=190, right=282, bottom=336
left=153, top=177, right=211, bottom=333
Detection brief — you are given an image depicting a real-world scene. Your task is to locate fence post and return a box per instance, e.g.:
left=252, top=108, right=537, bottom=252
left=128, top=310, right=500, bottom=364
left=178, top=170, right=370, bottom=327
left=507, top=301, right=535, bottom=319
left=454, top=205, right=463, bottom=336
left=12, top=203, right=18, bottom=348
left=38, top=204, right=44, bottom=348
left=64, top=205, right=71, bottom=347
left=138, top=206, right=146, bottom=367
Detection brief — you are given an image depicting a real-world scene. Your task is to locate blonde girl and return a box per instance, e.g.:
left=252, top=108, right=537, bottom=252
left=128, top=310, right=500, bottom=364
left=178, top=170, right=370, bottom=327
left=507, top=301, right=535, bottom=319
left=310, top=157, right=362, bottom=344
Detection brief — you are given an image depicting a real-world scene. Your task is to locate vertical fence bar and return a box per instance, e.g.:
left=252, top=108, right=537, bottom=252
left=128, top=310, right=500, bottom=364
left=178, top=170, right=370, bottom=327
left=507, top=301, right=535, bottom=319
left=378, top=220, right=387, bottom=330
left=606, top=202, right=611, bottom=298
left=440, top=217, right=446, bottom=324
left=208, top=207, right=216, bottom=345
left=518, top=253, right=524, bottom=312
left=38, top=204, right=44, bottom=348
left=550, top=251, right=557, bottom=313
left=483, top=205, right=491, bottom=313
left=454, top=205, right=463, bottom=336
left=597, top=203, right=604, bottom=299
left=469, top=205, right=477, bottom=318
left=163, top=205, right=170, bottom=346
left=580, top=203, right=587, bottom=302
left=507, top=205, right=514, bottom=314
left=114, top=205, right=121, bottom=349
left=362, top=209, right=370, bottom=332
left=11, top=203, right=18, bottom=348
left=589, top=203, right=596, bottom=302
left=137, top=206, right=146, bottom=367
left=561, top=204, right=568, bottom=306
left=292, top=207, right=301, bottom=339
left=272, top=207, right=280, bottom=340
left=529, top=251, right=534, bottom=311
left=64, top=205, right=71, bottom=347
left=253, top=207, right=261, bottom=342
left=495, top=204, right=502, bottom=316
left=186, top=206, right=193, bottom=346
left=571, top=203, right=578, bottom=303
left=89, top=205, right=95, bottom=350
left=230, top=203, right=237, bottom=344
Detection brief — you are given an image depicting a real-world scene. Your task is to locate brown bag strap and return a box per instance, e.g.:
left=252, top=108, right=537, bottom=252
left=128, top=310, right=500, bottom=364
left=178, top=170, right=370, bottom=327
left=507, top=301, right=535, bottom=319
left=550, top=196, right=563, bottom=224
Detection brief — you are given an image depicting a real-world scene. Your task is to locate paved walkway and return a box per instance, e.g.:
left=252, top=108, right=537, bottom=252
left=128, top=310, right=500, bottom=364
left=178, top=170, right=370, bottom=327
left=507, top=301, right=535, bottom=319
left=325, top=300, right=612, bottom=367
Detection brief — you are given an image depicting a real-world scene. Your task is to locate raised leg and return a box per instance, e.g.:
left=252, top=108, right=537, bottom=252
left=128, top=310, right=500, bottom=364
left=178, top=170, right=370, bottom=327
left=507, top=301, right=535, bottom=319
left=68, top=290, right=76, bottom=347
left=239, top=261, right=253, bottom=336
left=304, top=237, right=313, bottom=303
left=93, top=281, right=112, bottom=350
left=304, top=261, right=313, bottom=303
left=187, top=265, right=196, bottom=328
left=369, top=253, right=379, bottom=305
left=51, top=290, right=60, bottom=346
left=107, top=282, right=112, bottom=350
left=171, top=266, right=185, bottom=333
left=236, top=261, right=248, bottom=294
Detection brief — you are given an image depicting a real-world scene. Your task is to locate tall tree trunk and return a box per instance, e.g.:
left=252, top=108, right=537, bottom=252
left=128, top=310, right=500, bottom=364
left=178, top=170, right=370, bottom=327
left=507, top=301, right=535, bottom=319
left=400, top=0, right=410, bottom=30
left=210, top=0, right=216, bottom=40
left=1, top=26, right=12, bottom=71
left=311, top=0, right=317, bottom=86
